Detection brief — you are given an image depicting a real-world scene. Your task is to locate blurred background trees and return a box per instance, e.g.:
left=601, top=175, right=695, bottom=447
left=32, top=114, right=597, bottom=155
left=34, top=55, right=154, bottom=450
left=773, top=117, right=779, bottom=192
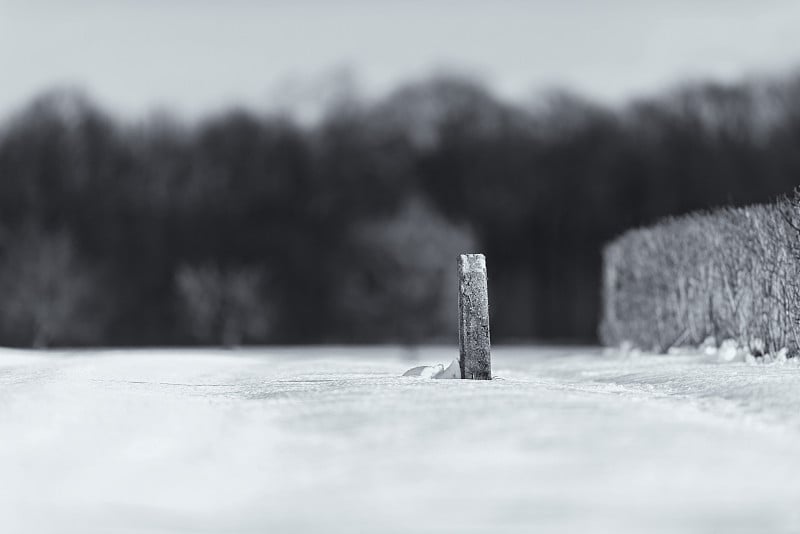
left=334, top=196, right=477, bottom=344
left=175, top=263, right=270, bottom=346
left=0, top=226, right=103, bottom=347
left=1, top=71, right=800, bottom=347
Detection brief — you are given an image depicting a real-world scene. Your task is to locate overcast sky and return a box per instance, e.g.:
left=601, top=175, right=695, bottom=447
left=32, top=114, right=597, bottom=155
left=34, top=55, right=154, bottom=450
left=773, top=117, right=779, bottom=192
left=2, top=0, right=800, bottom=120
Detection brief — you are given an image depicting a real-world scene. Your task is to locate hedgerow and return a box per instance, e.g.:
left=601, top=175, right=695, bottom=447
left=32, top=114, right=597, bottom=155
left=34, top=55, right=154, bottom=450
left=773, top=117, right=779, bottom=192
left=600, top=193, right=800, bottom=356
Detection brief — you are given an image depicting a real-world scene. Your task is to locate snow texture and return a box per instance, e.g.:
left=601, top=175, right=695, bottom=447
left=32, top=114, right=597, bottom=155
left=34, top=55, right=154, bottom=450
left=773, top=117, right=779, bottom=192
left=1, top=345, right=800, bottom=533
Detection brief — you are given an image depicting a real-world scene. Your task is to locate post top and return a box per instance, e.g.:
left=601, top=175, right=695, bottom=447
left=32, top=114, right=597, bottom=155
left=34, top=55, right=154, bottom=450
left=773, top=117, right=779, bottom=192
left=458, top=253, right=486, bottom=272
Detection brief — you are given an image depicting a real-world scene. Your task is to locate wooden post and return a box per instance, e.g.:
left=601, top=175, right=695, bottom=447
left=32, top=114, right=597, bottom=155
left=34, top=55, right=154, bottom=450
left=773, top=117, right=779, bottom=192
left=458, top=253, right=491, bottom=379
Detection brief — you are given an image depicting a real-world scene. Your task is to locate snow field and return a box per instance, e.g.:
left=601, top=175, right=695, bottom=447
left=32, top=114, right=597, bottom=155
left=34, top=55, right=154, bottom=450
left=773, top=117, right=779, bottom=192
left=1, top=346, right=799, bottom=533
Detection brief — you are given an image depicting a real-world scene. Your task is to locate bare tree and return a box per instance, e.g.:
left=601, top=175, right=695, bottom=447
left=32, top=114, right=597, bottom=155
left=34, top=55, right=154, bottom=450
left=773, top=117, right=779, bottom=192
left=175, top=263, right=270, bottom=346
left=0, top=227, right=101, bottom=347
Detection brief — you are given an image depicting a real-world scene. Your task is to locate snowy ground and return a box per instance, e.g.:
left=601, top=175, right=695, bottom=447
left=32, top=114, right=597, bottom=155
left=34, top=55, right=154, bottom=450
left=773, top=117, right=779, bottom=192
left=1, top=346, right=800, bottom=534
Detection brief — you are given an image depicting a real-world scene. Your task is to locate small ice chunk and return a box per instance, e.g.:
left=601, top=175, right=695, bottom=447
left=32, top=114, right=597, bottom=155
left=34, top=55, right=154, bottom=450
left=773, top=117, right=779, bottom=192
left=403, top=363, right=444, bottom=378
left=433, top=359, right=460, bottom=379
left=403, top=359, right=461, bottom=379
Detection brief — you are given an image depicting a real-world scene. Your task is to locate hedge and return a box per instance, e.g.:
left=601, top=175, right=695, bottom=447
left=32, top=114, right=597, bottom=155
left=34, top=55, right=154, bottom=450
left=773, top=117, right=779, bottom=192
left=600, top=193, right=800, bottom=356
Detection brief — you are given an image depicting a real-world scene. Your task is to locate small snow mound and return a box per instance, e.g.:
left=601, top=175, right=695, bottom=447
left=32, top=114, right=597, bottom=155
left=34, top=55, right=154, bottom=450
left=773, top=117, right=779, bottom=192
left=613, top=341, right=642, bottom=359
left=746, top=347, right=795, bottom=365
left=769, top=348, right=788, bottom=364
left=700, top=336, right=717, bottom=355
left=403, top=359, right=460, bottom=379
left=613, top=337, right=796, bottom=365
left=717, top=339, right=746, bottom=362
left=712, top=339, right=793, bottom=365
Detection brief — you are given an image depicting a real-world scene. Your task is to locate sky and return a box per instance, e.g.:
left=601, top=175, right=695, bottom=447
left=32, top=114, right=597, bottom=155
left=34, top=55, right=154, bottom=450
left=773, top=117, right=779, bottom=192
left=2, top=0, right=800, bottom=121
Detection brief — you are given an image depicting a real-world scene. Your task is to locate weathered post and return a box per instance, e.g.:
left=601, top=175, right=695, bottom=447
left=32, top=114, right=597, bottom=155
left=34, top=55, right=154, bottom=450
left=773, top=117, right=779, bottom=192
left=458, top=254, right=491, bottom=379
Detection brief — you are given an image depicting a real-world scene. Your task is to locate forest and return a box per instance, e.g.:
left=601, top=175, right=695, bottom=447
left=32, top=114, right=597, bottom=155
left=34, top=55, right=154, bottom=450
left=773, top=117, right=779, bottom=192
left=1, top=71, right=800, bottom=347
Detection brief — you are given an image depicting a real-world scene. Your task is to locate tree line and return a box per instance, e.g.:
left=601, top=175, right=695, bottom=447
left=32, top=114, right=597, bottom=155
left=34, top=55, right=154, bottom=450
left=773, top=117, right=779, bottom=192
left=1, top=71, right=800, bottom=347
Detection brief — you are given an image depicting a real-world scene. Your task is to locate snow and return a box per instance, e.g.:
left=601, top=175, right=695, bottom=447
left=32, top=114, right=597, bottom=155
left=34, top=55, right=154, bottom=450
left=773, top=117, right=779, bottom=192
left=403, top=358, right=460, bottom=378
left=2, top=345, right=800, bottom=533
